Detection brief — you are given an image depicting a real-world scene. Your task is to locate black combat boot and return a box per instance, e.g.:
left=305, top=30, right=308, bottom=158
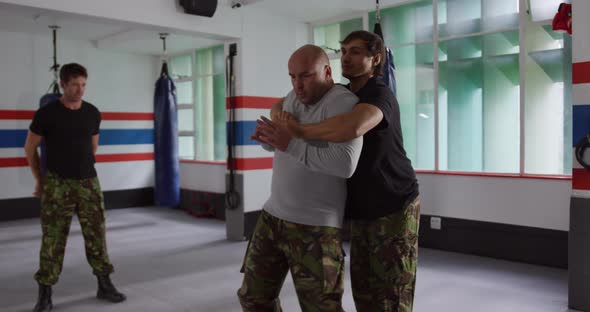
left=96, top=275, right=126, bottom=303
left=32, top=283, right=53, bottom=312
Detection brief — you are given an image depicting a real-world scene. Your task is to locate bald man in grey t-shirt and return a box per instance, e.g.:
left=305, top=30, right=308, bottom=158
left=262, top=85, right=361, bottom=228
left=237, top=45, right=362, bottom=312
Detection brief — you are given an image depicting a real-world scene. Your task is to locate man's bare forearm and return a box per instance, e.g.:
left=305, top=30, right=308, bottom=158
left=270, top=98, right=284, bottom=120
left=299, top=103, right=383, bottom=143
left=25, top=149, right=42, bottom=182
left=300, top=113, right=358, bottom=143
left=24, top=130, right=44, bottom=183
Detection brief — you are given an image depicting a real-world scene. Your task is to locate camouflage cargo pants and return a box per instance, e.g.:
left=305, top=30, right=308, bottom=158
left=34, top=171, right=114, bottom=286
left=238, top=210, right=345, bottom=312
left=350, top=196, right=420, bottom=312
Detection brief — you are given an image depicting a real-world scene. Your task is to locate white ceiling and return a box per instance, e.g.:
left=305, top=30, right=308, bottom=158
left=244, top=0, right=409, bottom=23
left=0, top=2, right=225, bottom=56
left=0, top=0, right=409, bottom=55
left=0, top=4, right=126, bottom=41
left=94, top=30, right=224, bottom=56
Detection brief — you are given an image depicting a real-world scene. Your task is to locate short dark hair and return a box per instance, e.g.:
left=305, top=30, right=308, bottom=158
left=59, top=63, right=87, bottom=83
left=340, top=30, right=385, bottom=76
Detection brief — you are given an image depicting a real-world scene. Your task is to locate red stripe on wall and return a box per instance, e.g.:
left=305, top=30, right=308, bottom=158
left=0, top=157, right=28, bottom=168
left=230, top=157, right=273, bottom=170
left=180, top=159, right=226, bottom=165
left=226, top=96, right=281, bottom=110
left=573, top=168, right=590, bottom=190
left=0, top=110, right=153, bottom=121
left=573, top=61, right=590, bottom=84
left=0, top=110, right=35, bottom=120
left=101, top=112, right=154, bottom=120
left=416, top=170, right=571, bottom=181
left=95, top=153, right=154, bottom=162
left=0, top=153, right=154, bottom=167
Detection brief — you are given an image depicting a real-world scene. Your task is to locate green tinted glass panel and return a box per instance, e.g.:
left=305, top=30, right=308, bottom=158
left=482, top=32, right=520, bottom=173
left=439, top=32, right=520, bottom=173
left=482, top=0, right=519, bottom=33
left=438, top=0, right=481, bottom=38
left=213, top=73, right=226, bottom=161
left=529, top=0, right=570, bottom=22
left=178, top=108, right=194, bottom=132
left=369, top=0, right=433, bottom=47
left=213, top=45, right=225, bottom=74
left=179, top=136, right=194, bottom=159
left=170, top=54, right=192, bottom=78
left=196, top=48, right=213, bottom=76
left=438, top=37, right=484, bottom=171
left=193, top=45, right=226, bottom=161
left=395, top=43, right=435, bottom=170
left=313, top=18, right=362, bottom=52
left=524, top=25, right=571, bottom=175
left=329, top=59, right=348, bottom=84
left=196, top=75, right=214, bottom=161
left=194, top=77, right=204, bottom=158
left=176, top=81, right=193, bottom=105
left=340, top=19, right=363, bottom=40
left=439, top=0, right=518, bottom=38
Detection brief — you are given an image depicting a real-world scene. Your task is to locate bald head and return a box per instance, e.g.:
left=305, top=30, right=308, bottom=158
left=289, top=44, right=330, bottom=68
left=288, top=45, right=333, bottom=105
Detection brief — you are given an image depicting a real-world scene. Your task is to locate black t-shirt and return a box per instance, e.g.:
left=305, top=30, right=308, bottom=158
left=346, top=77, right=419, bottom=220
left=29, top=100, right=101, bottom=179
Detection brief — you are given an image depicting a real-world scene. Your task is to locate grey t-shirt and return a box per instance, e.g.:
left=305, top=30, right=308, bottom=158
left=262, top=85, right=363, bottom=228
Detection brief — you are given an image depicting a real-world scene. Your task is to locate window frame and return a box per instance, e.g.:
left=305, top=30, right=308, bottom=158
left=169, top=51, right=197, bottom=160
left=170, top=46, right=227, bottom=163
left=310, top=0, right=572, bottom=179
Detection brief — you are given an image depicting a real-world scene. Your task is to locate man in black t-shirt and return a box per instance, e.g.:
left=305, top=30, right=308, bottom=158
left=24, top=63, right=126, bottom=312
left=263, top=31, right=420, bottom=312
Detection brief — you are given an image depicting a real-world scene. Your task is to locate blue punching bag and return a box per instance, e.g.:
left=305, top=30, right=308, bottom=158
left=381, top=48, right=397, bottom=98
left=374, top=14, right=397, bottom=97
left=38, top=91, right=61, bottom=176
left=154, top=62, right=180, bottom=207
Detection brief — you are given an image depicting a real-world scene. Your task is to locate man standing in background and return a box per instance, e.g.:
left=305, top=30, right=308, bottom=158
left=24, top=63, right=126, bottom=312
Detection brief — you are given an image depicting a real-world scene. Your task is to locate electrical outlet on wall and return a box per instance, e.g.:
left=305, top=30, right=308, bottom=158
left=430, top=216, right=442, bottom=230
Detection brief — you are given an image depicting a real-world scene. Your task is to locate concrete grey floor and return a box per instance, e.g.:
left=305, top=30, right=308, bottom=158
left=0, top=207, right=579, bottom=312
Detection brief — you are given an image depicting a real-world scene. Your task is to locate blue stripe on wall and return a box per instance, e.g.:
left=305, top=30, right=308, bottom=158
left=99, top=129, right=154, bottom=145
left=0, top=129, right=154, bottom=148
left=227, top=121, right=259, bottom=146
left=573, top=105, right=590, bottom=147
left=0, top=130, right=27, bottom=148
